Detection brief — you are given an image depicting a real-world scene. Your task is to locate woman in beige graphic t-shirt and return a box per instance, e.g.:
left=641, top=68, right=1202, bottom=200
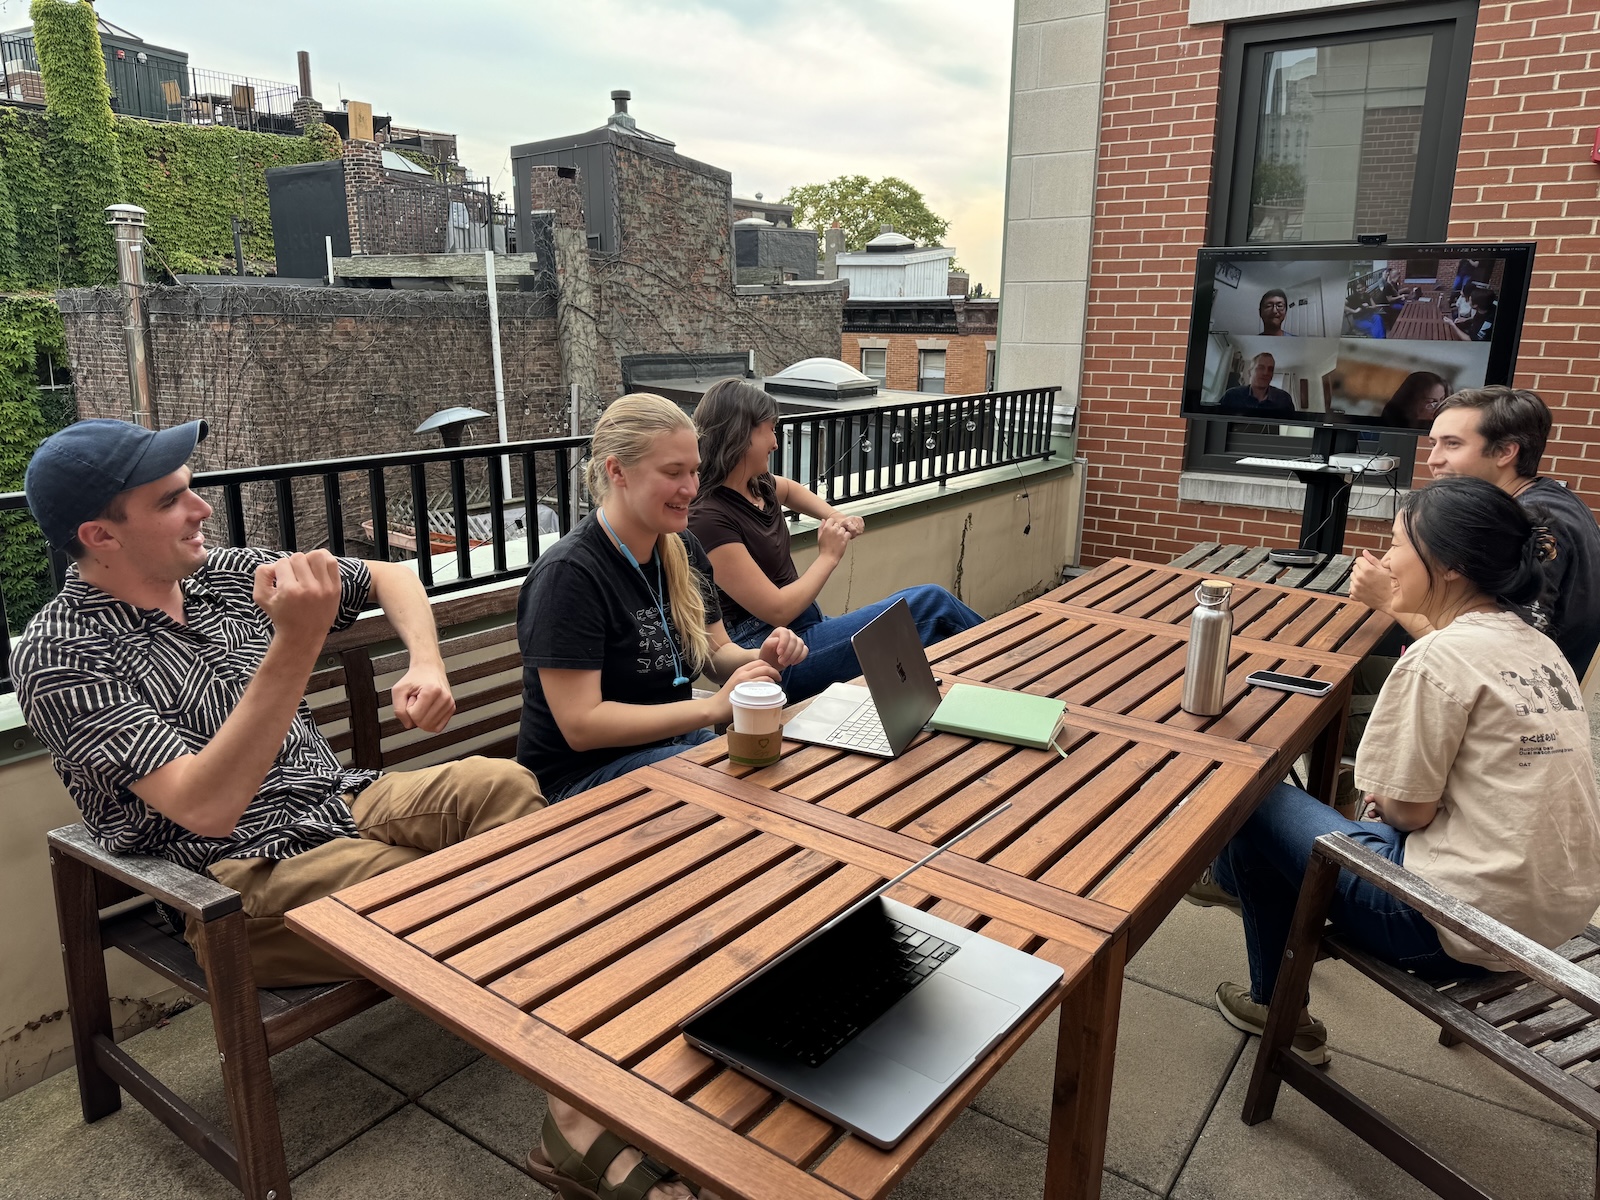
left=1198, top=476, right=1600, bottom=1066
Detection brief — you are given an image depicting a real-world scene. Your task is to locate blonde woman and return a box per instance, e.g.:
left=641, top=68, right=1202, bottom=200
left=516, top=394, right=807, bottom=803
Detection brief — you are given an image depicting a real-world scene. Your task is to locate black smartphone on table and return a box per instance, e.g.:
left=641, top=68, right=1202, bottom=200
left=1245, top=670, right=1334, bottom=698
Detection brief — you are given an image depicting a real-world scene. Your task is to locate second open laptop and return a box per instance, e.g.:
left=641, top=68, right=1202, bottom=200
left=680, top=803, right=1065, bottom=1149
left=782, top=597, right=942, bottom=757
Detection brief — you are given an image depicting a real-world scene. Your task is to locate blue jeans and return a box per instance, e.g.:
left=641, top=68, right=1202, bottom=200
left=1212, top=783, right=1480, bottom=1005
left=546, top=728, right=716, bottom=803
left=726, top=585, right=983, bottom=701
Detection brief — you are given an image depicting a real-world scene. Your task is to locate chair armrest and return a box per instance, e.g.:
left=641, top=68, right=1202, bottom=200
left=48, top=823, right=242, bottom=922
left=1312, top=832, right=1600, bottom=1015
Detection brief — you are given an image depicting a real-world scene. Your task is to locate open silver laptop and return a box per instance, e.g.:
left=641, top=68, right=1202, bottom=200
left=681, top=804, right=1064, bottom=1149
left=784, top=597, right=942, bottom=757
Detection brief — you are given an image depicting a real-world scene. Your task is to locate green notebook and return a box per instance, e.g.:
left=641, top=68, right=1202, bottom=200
left=930, top=684, right=1068, bottom=751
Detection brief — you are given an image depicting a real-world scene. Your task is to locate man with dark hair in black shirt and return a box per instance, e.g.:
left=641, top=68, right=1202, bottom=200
left=1351, top=386, right=1600, bottom=678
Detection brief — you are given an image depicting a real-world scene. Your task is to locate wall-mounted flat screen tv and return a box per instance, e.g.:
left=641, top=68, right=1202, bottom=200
left=1180, top=243, right=1535, bottom=434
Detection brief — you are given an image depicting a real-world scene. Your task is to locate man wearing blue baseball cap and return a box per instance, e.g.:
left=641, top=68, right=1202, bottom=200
left=14, top=418, right=545, bottom=985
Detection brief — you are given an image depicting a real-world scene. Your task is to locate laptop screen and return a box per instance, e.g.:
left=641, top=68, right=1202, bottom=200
left=684, top=899, right=949, bottom=1067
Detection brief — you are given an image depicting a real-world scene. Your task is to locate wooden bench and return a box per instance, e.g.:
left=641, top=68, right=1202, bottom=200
left=1244, top=831, right=1600, bottom=1200
left=47, top=578, right=526, bottom=1200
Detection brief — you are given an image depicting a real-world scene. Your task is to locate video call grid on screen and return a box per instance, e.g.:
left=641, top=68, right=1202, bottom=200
left=1181, top=243, right=1534, bottom=434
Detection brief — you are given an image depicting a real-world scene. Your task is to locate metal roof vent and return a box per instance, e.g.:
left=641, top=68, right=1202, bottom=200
left=864, top=228, right=915, bottom=253
left=763, top=357, right=879, bottom=400
left=608, top=89, right=637, bottom=133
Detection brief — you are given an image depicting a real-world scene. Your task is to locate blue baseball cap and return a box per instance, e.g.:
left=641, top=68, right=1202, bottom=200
left=25, top=418, right=208, bottom=549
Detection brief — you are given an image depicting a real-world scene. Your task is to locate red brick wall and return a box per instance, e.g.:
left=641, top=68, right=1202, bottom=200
left=1354, top=107, right=1424, bottom=235
left=840, top=332, right=992, bottom=394
left=1451, top=0, right=1600, bottom=499
left=1077, top=0, right=1600, bottom=565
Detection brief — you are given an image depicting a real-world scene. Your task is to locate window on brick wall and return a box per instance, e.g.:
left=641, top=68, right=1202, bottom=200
left=861, top=347, right=887, bottom=388
left=918, top=350, right=946, bottom=394
left=1187, top=0, right=1477, bottom=480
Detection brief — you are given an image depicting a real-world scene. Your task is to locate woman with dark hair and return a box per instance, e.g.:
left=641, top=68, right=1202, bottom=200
left=1379, top=370, right=1448, bottom=429
left=689, top=377, right=982, bottom=700
left=1191, top=476, right=1600, bottom=1064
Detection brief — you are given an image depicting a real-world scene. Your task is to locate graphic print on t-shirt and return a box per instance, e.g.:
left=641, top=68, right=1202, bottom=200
left=1501, top=657, right=1584, bottom=766
left=634, top=605, right=681, bottom=675
left=1499, top=661, right=1582, bottom=717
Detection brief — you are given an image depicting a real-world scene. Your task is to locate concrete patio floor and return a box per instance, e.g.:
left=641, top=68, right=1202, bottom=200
left=2, top=886, right=1593, bottom=1200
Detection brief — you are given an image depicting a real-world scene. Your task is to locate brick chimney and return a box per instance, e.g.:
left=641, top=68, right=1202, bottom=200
left=291, top=49, right=324, bottom=128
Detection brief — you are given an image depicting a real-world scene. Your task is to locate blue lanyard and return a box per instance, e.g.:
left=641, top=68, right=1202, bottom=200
left=597, top=508, right=690, bottom=687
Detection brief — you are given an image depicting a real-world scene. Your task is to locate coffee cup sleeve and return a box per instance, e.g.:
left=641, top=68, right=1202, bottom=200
left=727, top=728, right=784, bottom=766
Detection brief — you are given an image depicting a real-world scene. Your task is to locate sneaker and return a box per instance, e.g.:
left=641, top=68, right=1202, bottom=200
left=1183, top=866, right=1242, bottom=916
left=1215, top=981, right=1330, bottom=1066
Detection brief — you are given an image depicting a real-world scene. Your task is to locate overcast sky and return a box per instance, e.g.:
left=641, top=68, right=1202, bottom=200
left=53, top=0, right=1015, bottom=288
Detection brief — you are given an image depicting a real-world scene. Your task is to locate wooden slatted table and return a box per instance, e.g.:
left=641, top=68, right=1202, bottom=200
left=941, top=556, right=1389, bottom=814
left=288, top=557, right=1389, bottom=1200
left=287, top=765, right=1128, bottom=1200
left=606, top=556, right=1388, bottom=1197
left=1389, top=298, right=1455, bottom=340
left=1169, top=542, right=1358, bottom=595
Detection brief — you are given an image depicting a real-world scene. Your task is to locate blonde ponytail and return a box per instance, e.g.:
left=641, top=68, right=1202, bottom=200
left=587, top=393, right=712, bottom=674
left=658, top=530, right=710, bottom=673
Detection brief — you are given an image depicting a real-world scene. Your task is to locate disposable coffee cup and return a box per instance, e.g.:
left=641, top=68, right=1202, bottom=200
left=730, top=680, right=786, bottom=735
left=728, top=680, right=786, bottom=767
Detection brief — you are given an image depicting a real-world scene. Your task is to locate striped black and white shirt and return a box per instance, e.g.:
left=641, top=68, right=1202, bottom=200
left=15, top=547, right=378, bottom=872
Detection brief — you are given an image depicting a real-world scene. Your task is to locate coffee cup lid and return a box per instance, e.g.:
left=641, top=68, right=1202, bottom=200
left=731, top=680, right=786, bottom=707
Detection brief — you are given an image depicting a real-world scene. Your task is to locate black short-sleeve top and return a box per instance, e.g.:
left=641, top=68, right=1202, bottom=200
left=687, top=476, right=798, bottom=630
left=516, top=514, right=722, bottom=796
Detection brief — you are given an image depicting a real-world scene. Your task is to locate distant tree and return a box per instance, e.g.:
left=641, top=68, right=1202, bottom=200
left=781, top=175, right=951, bottom=252
left=1251, top=159, right=1304, bottom=207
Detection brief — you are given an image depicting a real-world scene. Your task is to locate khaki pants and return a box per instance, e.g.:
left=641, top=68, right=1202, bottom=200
left=188, top=756, right=544, bottom=986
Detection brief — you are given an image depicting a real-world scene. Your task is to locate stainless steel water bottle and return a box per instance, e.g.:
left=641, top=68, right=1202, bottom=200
left=1181, top=578, right=1234, bottom=716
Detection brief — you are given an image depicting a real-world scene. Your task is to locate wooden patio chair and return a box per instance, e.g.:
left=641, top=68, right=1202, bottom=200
left=46, top=582, right=527, bottom=1200
left=1243, top=831, right=1600, bottom=1200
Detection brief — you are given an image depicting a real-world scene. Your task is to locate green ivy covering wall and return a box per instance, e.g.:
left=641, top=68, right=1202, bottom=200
left=0, top=109, right=68, bottom=289
left=2, top=2, right=342, bottom=286
left=119, top=120, right=341, bottom=275
left=31, top=0, right=122, bottom=286
left=0, top=113, right=341, bottom=284
left=0, top=296, right=68, bottom=631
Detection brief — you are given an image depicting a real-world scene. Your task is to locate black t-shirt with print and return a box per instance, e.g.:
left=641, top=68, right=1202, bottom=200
left=516, top=514, right=722, bottom=796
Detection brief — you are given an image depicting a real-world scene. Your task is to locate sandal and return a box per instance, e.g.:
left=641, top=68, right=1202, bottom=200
left=526, top=1111, right=696, bottom=1200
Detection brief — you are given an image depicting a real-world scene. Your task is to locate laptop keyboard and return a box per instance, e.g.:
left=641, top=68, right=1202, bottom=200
left=827, top=701, right=892, bottom=755
left=759, top=920, right=960, bottom=1067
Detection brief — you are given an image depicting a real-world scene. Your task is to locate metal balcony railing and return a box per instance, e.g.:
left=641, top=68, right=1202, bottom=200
left=0, top=387, right=1057, bottom=694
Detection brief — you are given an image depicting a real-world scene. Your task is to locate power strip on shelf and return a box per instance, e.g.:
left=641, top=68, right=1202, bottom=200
left=1327, top=453, right=1399, bottom=474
